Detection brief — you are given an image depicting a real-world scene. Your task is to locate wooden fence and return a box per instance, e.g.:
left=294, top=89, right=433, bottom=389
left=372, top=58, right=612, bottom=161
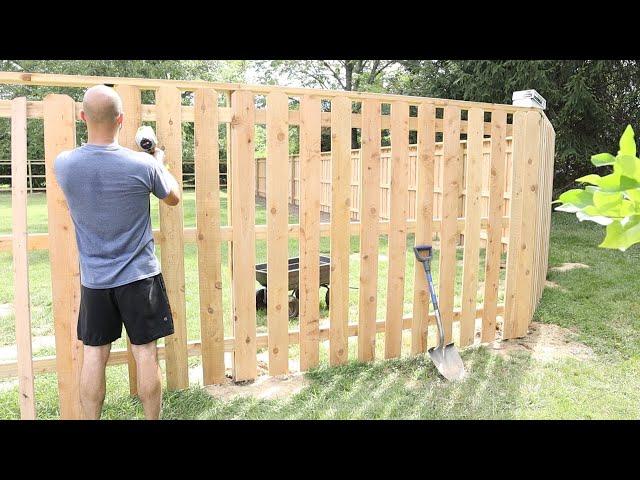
left=0, top=71, right=555, bottom=419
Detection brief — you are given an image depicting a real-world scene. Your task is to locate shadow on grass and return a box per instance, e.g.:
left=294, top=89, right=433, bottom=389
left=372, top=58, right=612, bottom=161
left=156, top=347, right=534, bottom=420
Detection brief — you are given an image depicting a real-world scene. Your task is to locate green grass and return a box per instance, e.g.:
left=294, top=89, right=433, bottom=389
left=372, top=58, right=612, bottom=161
left=1, top=193, right=639, bottom=419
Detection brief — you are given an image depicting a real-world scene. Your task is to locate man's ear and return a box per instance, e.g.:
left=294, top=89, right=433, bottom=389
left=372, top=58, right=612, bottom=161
left=116, top=112, right=124, bottom=127
left=79, top=110, right=87, bottom=122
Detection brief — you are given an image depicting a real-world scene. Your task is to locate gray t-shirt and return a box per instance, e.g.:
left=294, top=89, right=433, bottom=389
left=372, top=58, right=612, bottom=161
left=54, top=142, right=172, bottom=289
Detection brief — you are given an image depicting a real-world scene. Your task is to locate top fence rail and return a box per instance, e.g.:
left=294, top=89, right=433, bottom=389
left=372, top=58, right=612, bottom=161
left=0, top=71, right=540, bottom=113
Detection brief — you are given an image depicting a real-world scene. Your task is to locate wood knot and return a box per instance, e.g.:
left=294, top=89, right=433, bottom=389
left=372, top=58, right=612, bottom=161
left=273, top=347, right=279, bottom=354
left=245, top=336, right=251, bottom=344
left=207, top=307, right=214, bottom=314
left=370, top=207, right=376, bottom=215
left=198, top=233, right=204, bottom=240
left=276, top=304, right=281, bottom=311
left=369, top=296, right=375, bottom=302
left=168, top=120, right=173, bottom=126
left=215, top=281, right=222, bottom=289
left=271, top=207, right=277, bottom=214
left=277, top=132, right=285, bottom=142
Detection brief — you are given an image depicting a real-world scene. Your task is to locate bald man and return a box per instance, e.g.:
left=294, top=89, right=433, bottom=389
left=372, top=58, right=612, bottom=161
left=54, top=85, right=181, bottom=420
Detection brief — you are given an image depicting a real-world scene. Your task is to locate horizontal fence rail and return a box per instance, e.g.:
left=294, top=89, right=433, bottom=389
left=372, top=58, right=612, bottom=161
left=0, top=72, right=555, bottom=419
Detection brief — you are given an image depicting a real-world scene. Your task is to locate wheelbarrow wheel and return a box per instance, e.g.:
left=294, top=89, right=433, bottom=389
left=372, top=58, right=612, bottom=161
left=256, top=288, right=267, bottom=310
left=288, top=294, right=299, bottom=318
left=325, top=286, right=330, bottom=308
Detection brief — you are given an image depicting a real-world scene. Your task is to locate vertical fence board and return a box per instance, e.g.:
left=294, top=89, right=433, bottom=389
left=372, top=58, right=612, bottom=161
left=266, top=92, right=290, bottom=375
left=439, top=106, right=462, bottom=344
left=357, top=100, right=381, bottom=361
left=329, top=96, right=351, bottom=366
left=411, top=102, right=435, bottom=355
left=194, top=89, right=225, bottom=384
left=513, top=111, right=542, bottom=336
left=481, top=111, right=507, bottom=342
left=156, top=87, right=188, bottom=390
left=503, top=112, right=527, bottom=340
left=43, top=94, right=82, bottom=419
left=384, top=101, right=409, bottom=359
left=298, top=95, right=322, bottom=371
left=230, top=90, right=257, bottom=381
left=11, top=97, right=36, bottom=419
left=114, top=85, right=141, bottom=396
left=459, top=108, right=484, bottom=346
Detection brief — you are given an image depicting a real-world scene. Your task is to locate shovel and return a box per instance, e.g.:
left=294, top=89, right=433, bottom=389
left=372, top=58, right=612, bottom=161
left=413, top=245, right=466, bottom=381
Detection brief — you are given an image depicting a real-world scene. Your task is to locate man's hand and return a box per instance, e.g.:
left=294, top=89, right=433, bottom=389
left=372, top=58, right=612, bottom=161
left=152, top=148, right=165, bottom=165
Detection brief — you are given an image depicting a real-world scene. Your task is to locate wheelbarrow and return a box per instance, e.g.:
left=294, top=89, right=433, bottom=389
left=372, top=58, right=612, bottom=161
left=255, top=256, right=331, bottom=318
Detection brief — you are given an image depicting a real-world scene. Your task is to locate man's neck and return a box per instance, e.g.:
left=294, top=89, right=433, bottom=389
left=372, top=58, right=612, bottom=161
left=86, top=129, right=119, bottom=146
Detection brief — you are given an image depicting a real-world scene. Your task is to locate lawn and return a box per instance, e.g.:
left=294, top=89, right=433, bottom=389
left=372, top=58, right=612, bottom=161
left=1, top=193, right=639, bottom=419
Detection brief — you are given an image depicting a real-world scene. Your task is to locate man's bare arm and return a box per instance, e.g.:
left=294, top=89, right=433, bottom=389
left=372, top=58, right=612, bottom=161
left=152, top=149, right=181, bottom=206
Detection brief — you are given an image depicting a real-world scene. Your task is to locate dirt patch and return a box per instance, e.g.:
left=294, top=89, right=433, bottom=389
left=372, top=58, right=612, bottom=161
left=485, top=321, right=593, bottom=363
left=550, top=262, right=589, bottom=272
left=0, top=303, right=14, bottom=319
left=205, top=372, right=309, bottom=402
left=545, top=280, right=568, bottom=292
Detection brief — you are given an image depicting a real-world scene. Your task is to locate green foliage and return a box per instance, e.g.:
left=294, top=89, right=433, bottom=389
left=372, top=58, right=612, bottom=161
left=554, top=125, right=640, bottom=251
left=0, top=60, right=248, bottom=188
left=389, top=60, right=640, bottom=195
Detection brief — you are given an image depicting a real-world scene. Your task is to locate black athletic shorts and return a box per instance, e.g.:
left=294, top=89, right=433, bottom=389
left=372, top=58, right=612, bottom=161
left=77, top=273, right=175, bottom=346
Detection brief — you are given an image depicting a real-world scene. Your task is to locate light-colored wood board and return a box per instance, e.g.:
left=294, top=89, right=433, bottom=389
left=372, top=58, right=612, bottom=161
left=43, top=94, right=83, bottom=419
left=459, top=108, right=484, bottom=347
left=114, top=85, right=141, bottom=396
left=0, top=305, right=506, bottom=379
left=11, top=97, right=36, bottom=419
left=329, top=96, right=352, bottom=366
left=230, top=90, right=258, bottom=381
left=481, top=111, right=507, bottom=343
left=503, top=112, right=527, bottom=340
left=156, top=86, right=189, bottom=389
left=194, top=88, right=225, bottom=384
left=384, top=101, right=410, bottom=359
left=357, top=99, right=382, bottom=361
left=438, top=106, right=462, bottom=344
left=411, top=102, right=436, bottom=355
left=266, top=92, right=290, bottom=375
left=0, top=72, right=538, bottom=113
left=298, top=95, right=322, bottom=371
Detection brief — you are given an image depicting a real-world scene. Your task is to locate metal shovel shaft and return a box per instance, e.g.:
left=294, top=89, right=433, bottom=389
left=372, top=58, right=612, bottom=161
left=413, top=245, right=466, bottom=381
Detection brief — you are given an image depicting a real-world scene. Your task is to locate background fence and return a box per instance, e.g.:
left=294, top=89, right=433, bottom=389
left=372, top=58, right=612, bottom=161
left=0, top=71, right=555, bottom=419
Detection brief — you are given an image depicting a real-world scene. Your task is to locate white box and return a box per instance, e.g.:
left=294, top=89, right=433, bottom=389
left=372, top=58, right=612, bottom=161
left=512, top=89, right=546, bottom=110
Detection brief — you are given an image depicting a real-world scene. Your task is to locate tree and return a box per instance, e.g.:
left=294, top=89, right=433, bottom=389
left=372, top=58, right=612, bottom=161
left=0, top=60, right=249, bottom=189
left=554, top=125, right=640, bottom=251
left=389, top=60, right=640, bottom=196
left=254, top=60, right=400, bottom=149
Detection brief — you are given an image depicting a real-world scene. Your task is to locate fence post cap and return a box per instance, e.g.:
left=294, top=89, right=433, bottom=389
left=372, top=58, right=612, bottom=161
left=512, top=89, right=546, bottom=110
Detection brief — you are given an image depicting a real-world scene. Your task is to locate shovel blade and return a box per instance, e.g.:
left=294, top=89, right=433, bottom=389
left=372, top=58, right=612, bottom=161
left=428, top=343, right=466, bottom=381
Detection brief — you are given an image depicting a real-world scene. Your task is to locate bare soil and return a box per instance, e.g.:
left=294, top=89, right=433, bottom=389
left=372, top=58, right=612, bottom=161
left=483, top=321, right=594, bottom=363
left=550, top=262, right=590, bottom=272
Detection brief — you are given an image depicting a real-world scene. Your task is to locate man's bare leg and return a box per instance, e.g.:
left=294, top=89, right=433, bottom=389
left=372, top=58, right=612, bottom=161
left=131, top=341, right=162, bottom=420
left=80, top=344, right=111, bottom=419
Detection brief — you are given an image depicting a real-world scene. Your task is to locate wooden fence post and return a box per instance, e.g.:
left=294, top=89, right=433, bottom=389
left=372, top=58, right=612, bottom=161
left=156, top=86, right=189, bottom=390
left=358, top=99, right=382, bottom=361
left=43, top=94, right=83, bottom=419
left=329, top=96, right=351, bottom=366
left=385, top=101, right=409, bottom=359
left=114, top=84, right=141, bottom=396
left=11, top=97, right=36, bottom=419
left=459, top=108, right=484, bottom=346
left=266, top=92, right=290, bottom=375
left=411, top=102, right=435, bottom=355
left=439, top=106, right=462, bottom=345
left=194, top=88, right=225, bottom=385
left=230, top=90, right=257, bottom=382
left=481, top=111, right=507, bottom=343
left=298, top=95, right=322, bottom=371
left=503, top=111, right=527, bottom=340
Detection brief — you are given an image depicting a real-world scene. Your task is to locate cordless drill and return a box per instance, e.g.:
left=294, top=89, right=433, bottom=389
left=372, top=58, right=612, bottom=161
left=134, top=125, right=158, bottom=153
